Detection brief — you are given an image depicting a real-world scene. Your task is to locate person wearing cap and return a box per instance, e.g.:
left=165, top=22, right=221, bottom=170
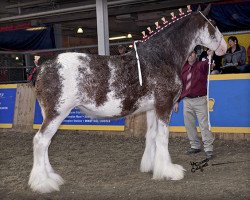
left=173, top=48, right=215, bottom=159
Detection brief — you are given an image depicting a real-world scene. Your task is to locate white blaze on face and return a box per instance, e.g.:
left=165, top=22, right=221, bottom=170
left=214, top=27, right=227, bottom=56
left=198, top=24, right=227, bottom=56
left=198, top=24, right=215, bottom=48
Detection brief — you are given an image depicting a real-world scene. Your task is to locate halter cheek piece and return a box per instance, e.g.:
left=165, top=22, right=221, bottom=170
left=213, top=34, right=223, bottom=52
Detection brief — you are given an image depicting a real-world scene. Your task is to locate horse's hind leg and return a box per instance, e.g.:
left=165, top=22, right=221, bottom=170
left=29, top=106, right=72, bottom=193
left=45, top=140, right=64, bottom=185
left=140, top=110, right=157, bottom=172
left=39, top=107, right=59, bottom=179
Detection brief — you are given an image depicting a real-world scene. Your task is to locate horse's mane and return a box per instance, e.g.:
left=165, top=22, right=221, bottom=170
left=141, top=14, right=193, bottom=48
left=140, top=12, right=193, bottom=43
left=136, top=9, right=201, bottom=71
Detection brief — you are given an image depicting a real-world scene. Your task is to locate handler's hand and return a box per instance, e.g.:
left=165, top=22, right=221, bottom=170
left=173, top=102, right=179, bottom=112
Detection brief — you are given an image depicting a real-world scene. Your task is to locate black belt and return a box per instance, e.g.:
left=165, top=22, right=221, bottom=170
left=186, top=95, right=206, bottom=99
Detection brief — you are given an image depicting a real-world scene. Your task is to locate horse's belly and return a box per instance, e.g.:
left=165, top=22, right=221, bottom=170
left=84, top=102, right=122, bottom=118
left=79, top=92, right=155, bottom=118
left=79, top=91, right=122, bottom=118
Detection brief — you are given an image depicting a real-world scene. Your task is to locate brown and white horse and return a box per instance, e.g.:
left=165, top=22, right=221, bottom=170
left=29, top=5, right=227, bottom=193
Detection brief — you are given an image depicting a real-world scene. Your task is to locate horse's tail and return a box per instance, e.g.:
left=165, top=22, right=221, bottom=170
left=27, top=67, right=38, bottom=86
left=27, top=56, right=40, bottom=86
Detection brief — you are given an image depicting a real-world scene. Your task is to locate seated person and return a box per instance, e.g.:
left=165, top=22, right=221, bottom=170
left=222, top=36, right=246, bottom=74
left=248, top=45, right=250, bottom=65
left=199, top=49, right=222, bottom=74
left=239, top=45, right=250, bottom=73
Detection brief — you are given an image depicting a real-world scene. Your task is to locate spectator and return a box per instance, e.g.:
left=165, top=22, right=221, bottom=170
left=173, top=49, right=214, bottom=160
left=240, top=45, right=250, bottom=73
left=222, top=36, right=246, bottom=74
left=239, top=45, right=250, bottom=73
left=118, top=45, right=127, bottom=55
left=0, top=68, right=8, bottom=82
left=248, top=45, right=250, bottom=64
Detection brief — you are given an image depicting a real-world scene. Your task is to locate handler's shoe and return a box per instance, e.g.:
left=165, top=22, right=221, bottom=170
left=205, top=151, right=214, bottom=160
left=186, top=148, right=201, bottom=155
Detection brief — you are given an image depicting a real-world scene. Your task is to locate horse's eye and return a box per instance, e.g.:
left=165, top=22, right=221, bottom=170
left=211, top=35, right=216, bottom=40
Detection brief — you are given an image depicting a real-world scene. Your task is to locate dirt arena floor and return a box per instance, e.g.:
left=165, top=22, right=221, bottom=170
left=0, top=130, right=249, bottom=200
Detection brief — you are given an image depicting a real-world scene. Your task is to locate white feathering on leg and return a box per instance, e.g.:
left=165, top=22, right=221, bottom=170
left=29, top=132, right=61, bottom=193
left=140, top=110, right=157, bottom=172
left=153, top=122, right=185, bottom=180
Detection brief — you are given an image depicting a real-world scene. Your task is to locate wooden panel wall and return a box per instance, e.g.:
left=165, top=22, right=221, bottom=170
left=13, top=83, right=36, bottom=131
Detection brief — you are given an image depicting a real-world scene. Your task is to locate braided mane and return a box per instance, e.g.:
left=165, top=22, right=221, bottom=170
left=139, top=6, right=193, bottom=43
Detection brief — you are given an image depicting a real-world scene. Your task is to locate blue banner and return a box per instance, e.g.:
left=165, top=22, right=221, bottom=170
left=0, top=26, right=55, bottom=51
left=170, top=74, right=250, bottom=133
left=33, top=100, right=125, bottom=131
left=0, top=85, right=17, bottom=128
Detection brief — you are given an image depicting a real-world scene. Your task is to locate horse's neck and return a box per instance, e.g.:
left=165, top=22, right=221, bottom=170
left=138, top=17, right=199, bottom=72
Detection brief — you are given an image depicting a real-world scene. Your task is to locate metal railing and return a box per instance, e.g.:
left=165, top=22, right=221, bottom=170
left=0, top=41, right=132, bottom=84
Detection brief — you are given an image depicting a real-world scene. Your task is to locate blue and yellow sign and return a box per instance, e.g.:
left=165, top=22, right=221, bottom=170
left=33, top=100, right=125, bottom=131
left=0, top=84, right=17, bottom=128
left=170, top=74, right=250, bottom=133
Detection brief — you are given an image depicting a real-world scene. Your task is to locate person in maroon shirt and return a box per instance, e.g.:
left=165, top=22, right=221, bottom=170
left=173, top=49, right=214, bottom=159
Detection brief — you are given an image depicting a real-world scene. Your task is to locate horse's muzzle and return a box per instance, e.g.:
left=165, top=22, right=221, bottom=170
left=215, top=39, right=227, bottom=56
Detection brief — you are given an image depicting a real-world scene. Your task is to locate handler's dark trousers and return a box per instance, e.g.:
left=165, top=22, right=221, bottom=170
left=183, top=96, right=214, bottom=152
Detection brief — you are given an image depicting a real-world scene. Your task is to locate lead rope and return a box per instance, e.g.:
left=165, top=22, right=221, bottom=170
left=207, top=54, right=212, bottom=131
left=199, top=11, right=216, bottom=29
left=133, top=40, right=143, bottom=86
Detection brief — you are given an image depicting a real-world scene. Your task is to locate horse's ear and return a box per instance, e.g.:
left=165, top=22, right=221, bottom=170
left=202, top=4, right=211, bottom=16
left=197, top=5, right=201, bottom=12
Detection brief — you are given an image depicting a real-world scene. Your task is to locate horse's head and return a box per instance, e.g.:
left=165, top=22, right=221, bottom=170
left=192, top=5, right=227, bottom=56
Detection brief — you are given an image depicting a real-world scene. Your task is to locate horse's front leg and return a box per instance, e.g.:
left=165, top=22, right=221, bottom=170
left=140, top=110, right=157, bottom=172
left=152, top=91, right=185, bottom=180
left=153, top=120, right=185, bottom=180
left=29, top=106, right=72, bottom=193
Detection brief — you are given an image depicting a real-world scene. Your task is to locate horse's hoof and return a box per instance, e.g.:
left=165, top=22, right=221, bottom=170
left=153, top=164, right=185, bottom=180
left=29, top=171, right=62, bottom=193
left=29, top=177, right=60, bottom=193
left=48, top=172, right=65, bottom=186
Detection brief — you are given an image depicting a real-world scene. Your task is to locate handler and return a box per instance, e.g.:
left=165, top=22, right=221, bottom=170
left=173, top=49, right=214, bottom=159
